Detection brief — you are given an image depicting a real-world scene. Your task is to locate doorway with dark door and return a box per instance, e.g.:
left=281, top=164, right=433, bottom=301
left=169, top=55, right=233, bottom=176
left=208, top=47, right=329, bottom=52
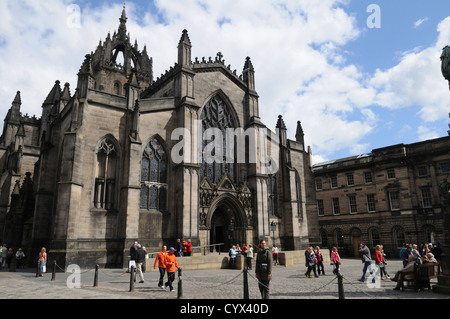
left=210, top=206, right=235, bottom=253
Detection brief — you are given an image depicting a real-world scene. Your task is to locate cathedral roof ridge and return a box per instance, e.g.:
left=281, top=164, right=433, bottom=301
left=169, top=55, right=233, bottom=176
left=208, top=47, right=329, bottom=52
left=192, top=52, right=244, bottom=82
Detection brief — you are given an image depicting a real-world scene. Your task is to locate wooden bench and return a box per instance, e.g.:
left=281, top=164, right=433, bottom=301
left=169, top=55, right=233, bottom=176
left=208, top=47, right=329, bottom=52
left=400, top=262, right=439, bottom=292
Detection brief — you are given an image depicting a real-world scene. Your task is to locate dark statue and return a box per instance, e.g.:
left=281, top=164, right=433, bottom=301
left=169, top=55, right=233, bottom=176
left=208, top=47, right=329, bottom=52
left=441, top=45, right=450, bottom=90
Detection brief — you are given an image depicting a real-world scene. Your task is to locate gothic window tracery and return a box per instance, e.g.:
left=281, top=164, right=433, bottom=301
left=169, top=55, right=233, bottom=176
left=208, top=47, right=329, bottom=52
left=140, top=137, right=168, bottom=211
left=94, top=138, right=117, bottom=210
left=199, top=94, right=236, bottom=183
left=268, top=174, right=279, bottom=217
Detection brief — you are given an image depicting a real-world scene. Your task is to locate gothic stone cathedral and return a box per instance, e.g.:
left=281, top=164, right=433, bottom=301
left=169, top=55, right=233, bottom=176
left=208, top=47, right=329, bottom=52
left=0, top=8, right=318, bottom=267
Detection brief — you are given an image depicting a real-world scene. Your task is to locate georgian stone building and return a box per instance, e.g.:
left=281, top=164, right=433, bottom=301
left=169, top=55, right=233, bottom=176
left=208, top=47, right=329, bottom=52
left=313, top=136, right=450, bottom=257
left=0, top=8, right=317, bottom=267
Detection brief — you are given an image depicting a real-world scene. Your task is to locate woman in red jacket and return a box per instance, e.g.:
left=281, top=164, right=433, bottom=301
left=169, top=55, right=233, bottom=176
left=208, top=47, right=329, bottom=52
left=185, top=239, right=192, bottom=257
left=332, top=247, right=341, bottom=276
left=375, top=245, right=389, bottom=279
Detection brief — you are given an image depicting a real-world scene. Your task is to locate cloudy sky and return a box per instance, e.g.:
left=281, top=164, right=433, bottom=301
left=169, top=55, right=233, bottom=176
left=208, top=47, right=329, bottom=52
left=0, top=0, right=449, bottom=164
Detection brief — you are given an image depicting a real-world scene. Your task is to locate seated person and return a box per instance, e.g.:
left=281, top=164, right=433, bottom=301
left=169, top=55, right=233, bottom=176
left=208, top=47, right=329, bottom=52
left=391, top=256, right=415, bottom=290
left=426, top=253, right=437, bottom=263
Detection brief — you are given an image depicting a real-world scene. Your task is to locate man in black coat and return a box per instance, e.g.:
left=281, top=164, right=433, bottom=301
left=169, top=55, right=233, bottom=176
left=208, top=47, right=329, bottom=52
left=135, top=244, right=146, bottom=283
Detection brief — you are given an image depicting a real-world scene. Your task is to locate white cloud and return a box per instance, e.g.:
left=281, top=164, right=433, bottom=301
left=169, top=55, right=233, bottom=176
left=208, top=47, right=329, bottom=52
left=414, top=17, right=428, bottom=29
left=370, top=17, right=450, bottom=124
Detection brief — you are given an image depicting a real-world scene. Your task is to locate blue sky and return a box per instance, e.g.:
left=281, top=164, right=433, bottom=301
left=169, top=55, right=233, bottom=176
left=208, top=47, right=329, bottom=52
left=0, top=0, right=449, bottom=164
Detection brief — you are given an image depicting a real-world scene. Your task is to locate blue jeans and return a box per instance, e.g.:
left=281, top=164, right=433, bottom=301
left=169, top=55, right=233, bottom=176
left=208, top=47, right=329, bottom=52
left=39, top=260, right=45, bottom=273
left=361, top=261, right=375, bottom=282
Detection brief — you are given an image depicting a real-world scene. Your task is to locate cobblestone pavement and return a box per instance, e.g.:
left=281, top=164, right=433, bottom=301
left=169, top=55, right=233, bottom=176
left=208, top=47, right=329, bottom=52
left=0, top=258, right=449, bottom=300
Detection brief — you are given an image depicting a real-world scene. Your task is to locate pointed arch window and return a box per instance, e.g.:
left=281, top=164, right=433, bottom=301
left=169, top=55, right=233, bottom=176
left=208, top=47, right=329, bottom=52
left=94, top=138, right=117, bottom=210
left=140, top=137, right=168, bottom=211
left=268, top=174, right=279, bottom=217
left=199, top=94, right=236, bottom=183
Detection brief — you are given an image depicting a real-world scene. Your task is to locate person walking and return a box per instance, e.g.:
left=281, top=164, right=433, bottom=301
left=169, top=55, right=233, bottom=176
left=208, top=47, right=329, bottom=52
left=272, top=245, right=279, bottom=265
left=374, top=245, right=386, bottom=280
left=229, top=245, right=237, bottom=269
left=16, top=248, right=25, bottom=269
left=129, top=241, right=138, bottom=271
left=176, top=239, right=183, bottom=257
left=255, top=240, right=272, bottom=299
left=246, top=244, right=254, bottom=270
left=0, top=244, right=7, bottom=270
left=315, top=246, right=325, bottom=276
left=332, top=247, right=341, bottom=275
left=164, top=247, right=180, bottom=292
left=38, top=247, right=47, bottom=277
left=304, top=246, right=318, bottom=278
left=154, top=245, right=167, bottom=289
left=359, top=243, right=375, bottom=283
left=135, top=244, right=146, bottom=283
left=380, top=245, right=390, bottom=279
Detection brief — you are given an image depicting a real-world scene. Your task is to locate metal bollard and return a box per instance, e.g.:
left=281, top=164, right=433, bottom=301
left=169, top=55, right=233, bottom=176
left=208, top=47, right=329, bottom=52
left=129, top=266, right=135, bottom=292
left=243, top=266, right=249, bottom=299
left=177, top=268, right=183, bottom=299
left=36, top=261, right=39, bottom=277
left=93, top=264, right=99, bottom=287
left=51, top=260, right=56, bottom=281
left=337, top=274, right=345, bottom=299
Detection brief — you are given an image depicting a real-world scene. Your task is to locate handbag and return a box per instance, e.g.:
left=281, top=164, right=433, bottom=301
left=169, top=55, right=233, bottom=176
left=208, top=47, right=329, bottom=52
left=42, top=265, right=46, bottom=273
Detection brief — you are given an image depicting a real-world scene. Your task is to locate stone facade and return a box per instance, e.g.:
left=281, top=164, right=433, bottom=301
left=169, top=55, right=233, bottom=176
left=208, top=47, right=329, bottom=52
left=313, top=137, right=450, bottom=257
left=0, top=8, right=315, bottom=268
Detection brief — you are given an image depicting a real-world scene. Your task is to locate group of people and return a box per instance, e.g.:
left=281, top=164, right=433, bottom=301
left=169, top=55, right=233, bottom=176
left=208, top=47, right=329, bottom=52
left=357, top=241, right=441, bottom=287
left=229, top=243, right=255, bottom=269
left=304, top=246, right=326, bottom=278
left=175, top=238, right=192, bottom=257
left=153, top=245, right=181, bottom=292
left=390, top=242, right=441, bottom=290
left=129, top=241, right=151, bottom=284
left=0, top=244, right=27, bottom=270
left=130, top=241, right=183, bottom=292
left=399, top=242, right=441, bottom=267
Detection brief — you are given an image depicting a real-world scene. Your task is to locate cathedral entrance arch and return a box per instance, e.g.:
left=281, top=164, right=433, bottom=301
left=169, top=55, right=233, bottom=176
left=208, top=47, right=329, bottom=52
left=207, top=194, right=246, bottom=253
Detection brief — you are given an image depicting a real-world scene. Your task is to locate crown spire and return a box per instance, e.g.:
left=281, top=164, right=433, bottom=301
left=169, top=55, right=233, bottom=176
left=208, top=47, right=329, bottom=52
left=117, top=2, right=128, bottom=41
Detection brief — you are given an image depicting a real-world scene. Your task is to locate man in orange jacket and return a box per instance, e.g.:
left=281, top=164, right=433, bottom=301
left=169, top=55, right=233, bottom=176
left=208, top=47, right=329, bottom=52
left=154, top=245, right=167, bottom=289
left=164, top=247, right=180, bottom=292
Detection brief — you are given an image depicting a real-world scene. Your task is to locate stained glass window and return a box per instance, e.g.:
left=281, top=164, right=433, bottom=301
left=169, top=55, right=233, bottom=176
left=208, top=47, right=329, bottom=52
left=140, top=137, right=168, bottom=211
left=199, top=94, right=236, bottom=183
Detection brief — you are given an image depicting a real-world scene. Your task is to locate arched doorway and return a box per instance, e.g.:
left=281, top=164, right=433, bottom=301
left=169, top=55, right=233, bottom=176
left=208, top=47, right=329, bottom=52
left=208, top=194, right=247, bottom=253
